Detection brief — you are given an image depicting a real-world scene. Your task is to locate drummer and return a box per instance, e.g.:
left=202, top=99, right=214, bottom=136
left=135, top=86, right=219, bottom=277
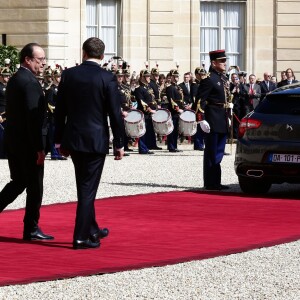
left=166, top=69, right=185, bottom=152
left=116, top=69, right=132, bottom=154
left=134, top=69, right=161, bottom=154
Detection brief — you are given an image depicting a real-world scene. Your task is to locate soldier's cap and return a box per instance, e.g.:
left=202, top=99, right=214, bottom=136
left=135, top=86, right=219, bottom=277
left=169, top=69, right=179, bottom=77
left=209, top=49, right=227, bottom=61
left=238, top=71, right=247, bottom=77
left=0, top=67, right=12, bottom=76
left=123, top=69, right=130, bottom=76
left=195, top=67, right=207, bottom=75
left=151, top=68, right=159, bottom=75
left=52, top=68, right=61, bottom=77
left=36, top=72, right=44, bottom=80
left=115, top=69, right=124, bottom=76
left=140, top=69, right=151, bottom=77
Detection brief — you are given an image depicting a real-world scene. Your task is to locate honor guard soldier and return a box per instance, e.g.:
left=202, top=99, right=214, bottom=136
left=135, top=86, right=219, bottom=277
left=196, top=50, right=231, bottom=190
left=166, top=69, right=184, bottom=152
left=45, top=67, right=67, bottom=160
left=0, top=67, right=11, bottom=158
left=134, top=69, right=160, bottom=154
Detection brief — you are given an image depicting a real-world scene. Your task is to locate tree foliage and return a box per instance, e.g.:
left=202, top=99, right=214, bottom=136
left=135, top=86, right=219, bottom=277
left=0, top=45, right=20, bottom=72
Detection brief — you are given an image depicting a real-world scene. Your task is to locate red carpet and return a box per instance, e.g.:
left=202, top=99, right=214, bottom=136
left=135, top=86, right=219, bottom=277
left=1, top=191, right=300, bottom=287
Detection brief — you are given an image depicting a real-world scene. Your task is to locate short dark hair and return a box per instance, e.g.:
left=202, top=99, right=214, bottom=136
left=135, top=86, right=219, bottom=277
left=20, top=43, right=41, bottom=63
left=82, top=37, right=105, bottom=59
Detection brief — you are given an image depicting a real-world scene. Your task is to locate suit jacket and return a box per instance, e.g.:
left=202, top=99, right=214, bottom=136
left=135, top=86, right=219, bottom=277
left=4, top=67, right=46, bottom=153
left=277, top=79, right=298, bottom=87
left=54, top=60, right=124, bottom=154
left=179, top=81, right=191, bottom=104
left=259, top=81, right=277, bottom=98
left=243, top=83, right=261, bottom=108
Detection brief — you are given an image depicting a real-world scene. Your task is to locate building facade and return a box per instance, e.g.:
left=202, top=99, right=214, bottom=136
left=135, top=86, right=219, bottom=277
left=0, top=0, right=299, bottom=79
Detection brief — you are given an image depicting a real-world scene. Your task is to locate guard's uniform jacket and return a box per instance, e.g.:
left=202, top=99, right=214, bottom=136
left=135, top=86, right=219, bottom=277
left=166, top=83, right=184, bottom=116
left=135, top=82, right=157, bottom=118
left=196, top=68, right=229, bottom=134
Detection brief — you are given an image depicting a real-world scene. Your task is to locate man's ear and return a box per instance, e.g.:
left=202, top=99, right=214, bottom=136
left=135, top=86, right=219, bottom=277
left=100, top=54, right=104, bottom=60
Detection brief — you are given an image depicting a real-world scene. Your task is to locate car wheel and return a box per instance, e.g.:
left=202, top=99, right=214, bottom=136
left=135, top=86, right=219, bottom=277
left=238, top=176, right=272, bottom=194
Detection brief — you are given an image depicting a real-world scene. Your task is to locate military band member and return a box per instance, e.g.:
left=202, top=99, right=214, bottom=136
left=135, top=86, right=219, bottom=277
left=191, top=67, right=207, bottom=151
left=149, top=67, right=160, bottom=103
left=166, top=69, right=184, bottom=152
left=134, top=69, right=159, bottom=154
left=45, top=67, right=67, bottom=160
left=116, top=69, right=132, bottom=153
left=196, top=50, right=231, bottom=190
left=43, top=66, right=53, bottom=90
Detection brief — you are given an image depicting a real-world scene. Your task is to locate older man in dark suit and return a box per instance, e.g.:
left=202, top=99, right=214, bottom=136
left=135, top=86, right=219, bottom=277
left=259, top=72, right=277, bottom=99
left=0, top=43, right=54, bottom=241
left=55, top=37, right=125, bottom=249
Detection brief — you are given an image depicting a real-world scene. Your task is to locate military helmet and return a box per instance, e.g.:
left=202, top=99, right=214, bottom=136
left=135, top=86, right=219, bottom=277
left=44, top=67, right=53, bottom=77
left=0, top=67, right=12, bottom=76
left=151, top=68, right=159, bottom=76
left=140, top=69, right=151, bottom=77
left=169, top=69, right=179, bottom=77
left=36, top=72, right=44, bottom=80
left=123, top=69, right=130, bottom=76
left=115, top=69, right=124, bottom=76
left=195, top=67, right=207, bottom=75
left=52, top=68, right=61, bottom=77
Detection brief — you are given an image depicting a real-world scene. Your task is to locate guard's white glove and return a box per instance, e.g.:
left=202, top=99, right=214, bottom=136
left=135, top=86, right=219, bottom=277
left=227, top=102, right=234, bottom=109
left=199, top=120, right=210, bottom=133
left=228, top=118, right=232, bottom=127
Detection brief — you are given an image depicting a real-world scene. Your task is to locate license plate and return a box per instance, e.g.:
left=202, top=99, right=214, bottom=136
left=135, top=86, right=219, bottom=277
left=270, top=153, right=300, bottom=163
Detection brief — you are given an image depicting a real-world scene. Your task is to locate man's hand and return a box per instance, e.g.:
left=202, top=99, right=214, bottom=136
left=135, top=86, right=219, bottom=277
left=199, top=120, right=210, bottom=133
left=36, top=151, right=46, bottom=165
left=114, top=148, right=124, bottom=160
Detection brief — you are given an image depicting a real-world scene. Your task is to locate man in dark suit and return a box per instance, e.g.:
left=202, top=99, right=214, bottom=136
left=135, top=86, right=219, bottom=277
left=55, top=37, right=125, bottom=250
left=179, top=72, right=192, bottom=105
left=279, top=68, right=298, bottom=87
left=243, top=74, right=261, bottom=114
left=0, top=43, right=54, bottom=241
left=196, top=50, right=230, bottom=191
left=259, top=72, right=277, bottom=99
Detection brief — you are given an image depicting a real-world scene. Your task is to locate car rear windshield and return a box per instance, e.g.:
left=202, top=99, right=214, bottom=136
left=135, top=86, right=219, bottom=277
left=256, top=94, right=300, bottom=115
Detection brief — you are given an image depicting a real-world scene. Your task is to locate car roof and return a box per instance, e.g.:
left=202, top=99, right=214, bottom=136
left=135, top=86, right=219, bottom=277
left=272, top=82, right=300, bottom=95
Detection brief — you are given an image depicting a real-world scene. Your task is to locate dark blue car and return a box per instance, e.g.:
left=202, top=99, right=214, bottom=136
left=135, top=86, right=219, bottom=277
left=235, top=83, right=300, bottom=194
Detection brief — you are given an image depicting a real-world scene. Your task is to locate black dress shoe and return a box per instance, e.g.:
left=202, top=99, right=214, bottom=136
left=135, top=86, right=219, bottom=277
left=139, top=151, right=154, bottom=154
left=219, top=184, right=230, bottom=190
left=124, top=148, right=134, bottom=152
left=205, top=184, right=230, bottom=191
left=73, top=239, right=100, bottom=250
left=90, top=228, right=109, bottom=243
left=23, top=227, right=54, bottom=241
left=169, top=149, right=183, bottom=153
left=150, top=146, right=163, bottom=150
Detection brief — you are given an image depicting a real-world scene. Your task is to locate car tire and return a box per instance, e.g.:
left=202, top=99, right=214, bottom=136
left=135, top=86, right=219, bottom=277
left=238, top=176, right=272, bottom=194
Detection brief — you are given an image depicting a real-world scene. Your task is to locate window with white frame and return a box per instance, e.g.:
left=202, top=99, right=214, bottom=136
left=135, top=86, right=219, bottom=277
left=86, top=0, right=120, bottom=62
left=200, top=1, right=246, bottom=71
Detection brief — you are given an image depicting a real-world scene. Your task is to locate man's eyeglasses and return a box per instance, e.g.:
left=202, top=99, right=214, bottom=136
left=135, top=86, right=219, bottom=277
left=32, top=57, right=46, bottom=63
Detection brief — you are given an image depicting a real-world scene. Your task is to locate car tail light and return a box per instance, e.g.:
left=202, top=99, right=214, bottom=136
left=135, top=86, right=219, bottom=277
left=238, top=118, right=262, bottom=138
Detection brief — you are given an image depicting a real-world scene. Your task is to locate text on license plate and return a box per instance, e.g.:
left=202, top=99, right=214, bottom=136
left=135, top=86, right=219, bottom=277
left=270, top=154, right=300, bottom=163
